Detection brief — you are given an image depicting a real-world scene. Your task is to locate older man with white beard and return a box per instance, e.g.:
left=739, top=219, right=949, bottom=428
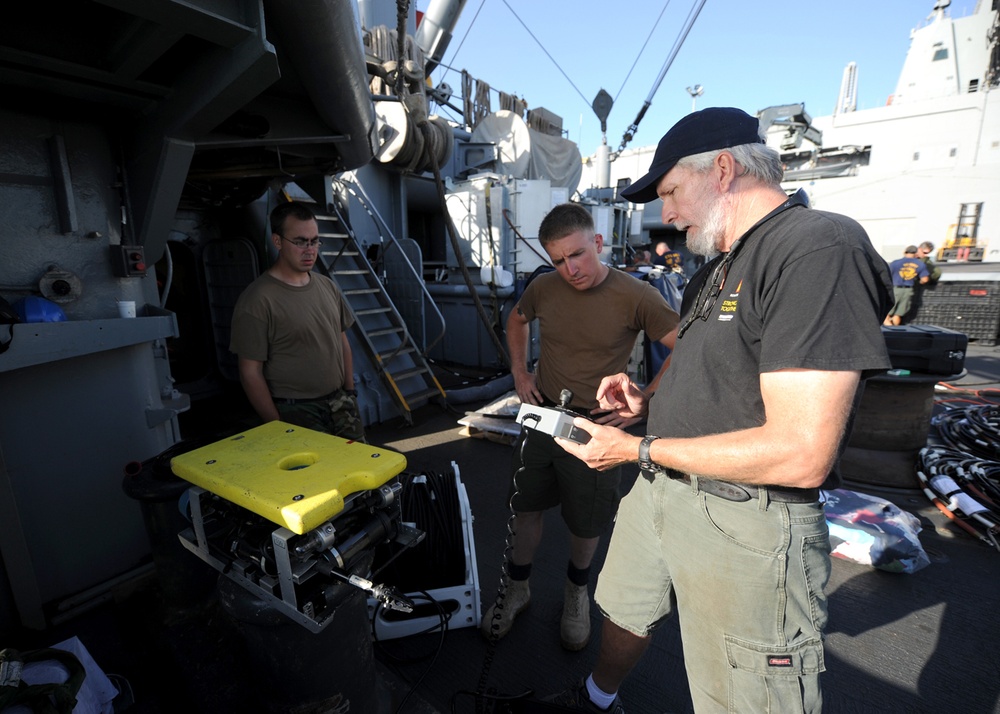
left=547, top=108, right=894, bottom=714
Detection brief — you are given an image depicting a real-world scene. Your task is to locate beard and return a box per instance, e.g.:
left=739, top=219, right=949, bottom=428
left=685, top=190, right=731, bottom=258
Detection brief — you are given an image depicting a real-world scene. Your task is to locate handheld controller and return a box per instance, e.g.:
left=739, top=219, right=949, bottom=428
left=515, top=389, right=592, bottom=444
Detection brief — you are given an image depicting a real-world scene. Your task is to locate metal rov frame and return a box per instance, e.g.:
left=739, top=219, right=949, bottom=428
left=179, top=483, right=424, bottom=633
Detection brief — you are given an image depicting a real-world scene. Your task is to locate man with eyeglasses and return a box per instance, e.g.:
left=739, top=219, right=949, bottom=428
left=230, top=200, right=364, bottom=441
left=548, top=108, right=893, bottom=713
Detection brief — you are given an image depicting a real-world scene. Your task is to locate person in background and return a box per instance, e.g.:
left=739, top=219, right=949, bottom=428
left=548, top=107, right=892, bottom=713
left=651, top=240, right=685, bottom=279
left=650, top=241, right=668, bottom=266
left=624, top=249, right=652, bottom=272
left=482, top=203, right=678, bottom=652
left=650, top=240, right=678, bottom=269
left=230, top=200, right=364, bottom=441
left=917, top=241, right=941, bottom=284
left=885, top=245, right=930, bottom=326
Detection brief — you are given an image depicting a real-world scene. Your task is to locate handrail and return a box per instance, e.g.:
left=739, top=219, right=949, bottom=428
left=335, top=174, right=447, bottom=357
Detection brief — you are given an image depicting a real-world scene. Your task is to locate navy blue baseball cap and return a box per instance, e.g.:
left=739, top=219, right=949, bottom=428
left=619, top=107, right=764, bottom=204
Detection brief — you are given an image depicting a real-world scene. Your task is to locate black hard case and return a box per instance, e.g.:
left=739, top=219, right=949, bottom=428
left=881, top=324, right=967, bottom=376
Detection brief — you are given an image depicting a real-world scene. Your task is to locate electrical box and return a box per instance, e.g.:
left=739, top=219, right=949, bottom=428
left=110, top=245, right=148, bottom=277
left=509, top=179, right=553, bottom=275
left=444, top=175, right=508, bottom=271
left=368, top=462, right=481, bottom=639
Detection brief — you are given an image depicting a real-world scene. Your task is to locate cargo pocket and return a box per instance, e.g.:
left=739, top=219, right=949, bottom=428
left=800, top=531, right=832, bottom=633
left=725, top=635, right=825, bottom=714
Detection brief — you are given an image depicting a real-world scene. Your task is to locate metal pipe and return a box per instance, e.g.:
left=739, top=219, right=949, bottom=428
left=414, top=0, right=469, bottom=73
left=261, top=0, right=378, bottom=170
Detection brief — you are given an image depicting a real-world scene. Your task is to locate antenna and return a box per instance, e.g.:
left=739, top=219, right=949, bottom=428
left=836, top=62, right=858, bottom=115
left=686, top=84, right=704, bottom=112
left=616, top=0, right=709, bottom=153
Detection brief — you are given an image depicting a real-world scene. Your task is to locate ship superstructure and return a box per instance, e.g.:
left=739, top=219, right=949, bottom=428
left=593, top=0, right=1000, bottom=263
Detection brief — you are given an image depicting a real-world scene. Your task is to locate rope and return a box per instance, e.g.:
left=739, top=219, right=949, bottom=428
left=502, top=208, right=553, bottom=269
left=474, top=77, right=492, bottom=127
left=394, top=0, right=410, bottom=96
left=436, top=0, right=488, bottom=92
left=498, top=0, right=590, bottom=108
left=422, top=121, right=511, bottom=367
left=614, top=0, right=674, bottom=104
left=462, top=71, right=475, bottom=129
left=498, top=91, right=527, bottom=119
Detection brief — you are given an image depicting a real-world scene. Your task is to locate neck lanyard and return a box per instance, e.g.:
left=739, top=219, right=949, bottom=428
left=677, top=190, right=808, bottom=339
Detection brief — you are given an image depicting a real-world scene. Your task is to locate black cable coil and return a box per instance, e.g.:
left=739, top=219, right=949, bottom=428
left=931, top=404, right=1000, bottom=462
left=926, top=404, right=1000, bottom=515
left=374, top=468, right=466, bottom=593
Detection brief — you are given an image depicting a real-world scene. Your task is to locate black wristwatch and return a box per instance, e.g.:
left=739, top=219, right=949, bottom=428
left=344, top=388, right=358, bottom=397
left=638, top=435, right=660, bottom=472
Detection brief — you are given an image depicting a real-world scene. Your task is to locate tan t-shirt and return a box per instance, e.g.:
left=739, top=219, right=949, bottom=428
left=517, top=268, right=679, bottom=410
left=230, top=273, right=354, bottom=399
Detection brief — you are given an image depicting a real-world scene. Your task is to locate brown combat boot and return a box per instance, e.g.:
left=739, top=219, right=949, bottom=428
left=480, top=577, right=530, bottom=640
left=560, top=580, right=591, bottom=650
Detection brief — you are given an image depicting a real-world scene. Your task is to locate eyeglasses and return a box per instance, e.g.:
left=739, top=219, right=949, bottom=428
left=281, top=236, right=321, bottom=249
left=677, top=256, right=731, bottom=339
left=676, top=233, right=753, bottom=339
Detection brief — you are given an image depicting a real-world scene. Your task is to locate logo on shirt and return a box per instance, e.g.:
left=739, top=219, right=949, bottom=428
left=717, top=279, right=742, bottom=322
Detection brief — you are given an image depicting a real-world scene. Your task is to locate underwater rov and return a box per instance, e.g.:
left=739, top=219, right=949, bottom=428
left=170, top=421, right=421, bottom=712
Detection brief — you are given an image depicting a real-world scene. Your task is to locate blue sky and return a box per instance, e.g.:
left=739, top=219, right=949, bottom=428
left=423, top=0, right=980, bottom=156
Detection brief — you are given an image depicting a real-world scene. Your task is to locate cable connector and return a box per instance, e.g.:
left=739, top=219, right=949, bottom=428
left=348, top=575, right=414, bottom=613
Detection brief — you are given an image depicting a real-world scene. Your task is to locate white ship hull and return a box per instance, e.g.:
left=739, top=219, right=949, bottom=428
left=784, top=2, right=1000, bottom=262
left=591, top=1, right=1000, bottom=264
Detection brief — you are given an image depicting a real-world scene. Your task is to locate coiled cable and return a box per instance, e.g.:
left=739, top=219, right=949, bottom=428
left=471, top=416, right=539, bottom=712
left=920, top=405, right=1000, bottom=551
left=931, top=404, right=1000, bottom=461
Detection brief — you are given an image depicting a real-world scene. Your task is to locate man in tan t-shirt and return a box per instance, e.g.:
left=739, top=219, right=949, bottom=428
left=481, top=203, right=678, bottom=650
left=230, top=200, right=363, bottom=441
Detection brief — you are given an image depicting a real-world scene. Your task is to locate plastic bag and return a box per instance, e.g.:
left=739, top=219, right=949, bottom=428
left=821, top=488, right=931, bottom=574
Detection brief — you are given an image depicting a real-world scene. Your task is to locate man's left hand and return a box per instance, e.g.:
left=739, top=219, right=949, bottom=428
left=557, top=419, right=637, bottom=471
left=590, top=407, right=643, bottom=429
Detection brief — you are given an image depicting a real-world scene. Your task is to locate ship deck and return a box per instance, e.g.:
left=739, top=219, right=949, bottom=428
left=6, top=346, right=1000, bottom=714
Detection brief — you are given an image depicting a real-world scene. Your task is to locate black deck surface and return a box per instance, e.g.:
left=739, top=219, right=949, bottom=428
left=4, top=345, right=999, bottom=714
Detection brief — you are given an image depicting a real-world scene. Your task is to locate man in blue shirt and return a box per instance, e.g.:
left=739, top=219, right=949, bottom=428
left=885, top=245, right=930, bottom=325
left=650, top=241, right=683, bottom=272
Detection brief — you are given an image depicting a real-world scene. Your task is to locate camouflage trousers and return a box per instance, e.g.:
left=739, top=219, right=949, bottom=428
left=275, top=388, right=366, bottom=442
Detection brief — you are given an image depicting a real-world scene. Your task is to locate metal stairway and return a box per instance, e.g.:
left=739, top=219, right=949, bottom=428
left=313, top=206, right=446, bottom=424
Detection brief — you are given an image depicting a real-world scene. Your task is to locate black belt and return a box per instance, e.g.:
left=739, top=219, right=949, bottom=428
left=647, top=467, right=819, bottom=504
left=273, top=389, right=339, bottom=405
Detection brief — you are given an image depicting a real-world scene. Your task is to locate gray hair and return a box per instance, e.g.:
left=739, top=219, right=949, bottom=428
left=676, top=141, right=784, bottom=185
